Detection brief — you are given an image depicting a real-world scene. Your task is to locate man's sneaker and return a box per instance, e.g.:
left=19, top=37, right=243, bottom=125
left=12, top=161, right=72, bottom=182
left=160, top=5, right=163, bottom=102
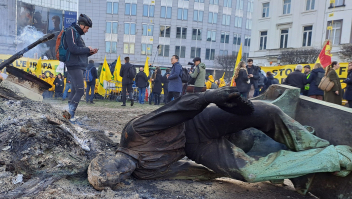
left=90, top=101, right=95, bottom=104
left=121, top=104, right=126, bottom=106
left=130, top=99, right=134, bottom=106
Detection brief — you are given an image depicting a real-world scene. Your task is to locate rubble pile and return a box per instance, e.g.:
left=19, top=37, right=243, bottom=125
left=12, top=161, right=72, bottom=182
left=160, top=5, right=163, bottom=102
left=0, top=92, right=117, bottom=198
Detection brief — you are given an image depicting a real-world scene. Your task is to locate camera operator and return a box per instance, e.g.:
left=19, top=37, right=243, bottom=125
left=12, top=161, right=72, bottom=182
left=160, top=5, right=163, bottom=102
left=188, top=57, right=206, bottom=92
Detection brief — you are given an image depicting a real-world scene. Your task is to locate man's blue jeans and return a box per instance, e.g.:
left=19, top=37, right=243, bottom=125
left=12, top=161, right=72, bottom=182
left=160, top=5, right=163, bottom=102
left=62, top=83, right=71, bottom=100
left=138, top=87, right=146, bottom=104
left=86, top=83, right=95, bottom=102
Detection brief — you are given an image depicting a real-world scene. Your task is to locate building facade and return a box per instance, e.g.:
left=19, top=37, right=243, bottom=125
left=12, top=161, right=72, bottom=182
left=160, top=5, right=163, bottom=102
left=249, top=0, right=352, bottom=66
left=79, top=0, right=254, bottom=68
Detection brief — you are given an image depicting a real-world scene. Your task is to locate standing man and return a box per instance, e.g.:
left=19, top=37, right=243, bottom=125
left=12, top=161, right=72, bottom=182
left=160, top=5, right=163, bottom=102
left=283, top=65, right=306, bottom=94
left=167, top=55, right=183, bottom=103
left=162, top=68, right=170, bottom=103
left=64, top=14, right=98, bottom=119
left=62, top=71, right=72, bottom=101
left=246, top=59, right=261, bottom=98
left=85, top=60, right=98, bottom=104
left=120, top=57, right=135, bottom=106
left=189, top=57, right=206, bottom=92
left=303, top=65, right=311, bottom=96
left=135, top=67, right=148, bottom=104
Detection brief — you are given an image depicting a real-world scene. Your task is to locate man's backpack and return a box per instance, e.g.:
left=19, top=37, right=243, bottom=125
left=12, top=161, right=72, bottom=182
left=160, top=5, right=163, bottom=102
left=56, top=27, right=79, bottom=62
left=127, top=65, right=136, bottom=79
left=181, top=67, right=190, bottom=83
left=315, top=72, right=325, bottom=86
left=272, top=78, right=279, bottom=84
left=84, top=67, right=94, bottom=82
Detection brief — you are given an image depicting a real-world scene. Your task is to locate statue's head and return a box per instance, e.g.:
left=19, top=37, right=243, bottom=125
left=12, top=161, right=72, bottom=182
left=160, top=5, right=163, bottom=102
left=88, top=152, right=137, bottom=190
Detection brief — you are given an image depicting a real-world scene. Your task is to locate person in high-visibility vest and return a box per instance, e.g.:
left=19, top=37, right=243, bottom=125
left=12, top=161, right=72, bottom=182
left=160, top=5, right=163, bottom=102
left=303, top=65, right=311, bottom=96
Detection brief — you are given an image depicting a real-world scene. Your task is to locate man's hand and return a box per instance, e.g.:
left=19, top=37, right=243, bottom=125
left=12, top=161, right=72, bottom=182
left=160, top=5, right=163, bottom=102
left=249, top=74, right=253, bottom=78
left=204, top=87, right=254, bottom=115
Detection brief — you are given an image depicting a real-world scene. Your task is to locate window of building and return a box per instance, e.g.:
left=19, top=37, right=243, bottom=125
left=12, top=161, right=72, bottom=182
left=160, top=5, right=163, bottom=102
left=191, top=47, right=201, bottom=58
left=160, top=26, right=171, bottom=38
left=260, top=31, right=267, bottom=50
left=158, top=45, right=170, bottom=57
left=219, top=50, right=228, bottom=56
left=177, top=8, right=188, bottom=20
left=306, top=0, right=315, bottom=10
left=205, top=49, right=215, bottom=60
left=124, top=23, right=136, bottom=35
left=105, top=42, right=117, bottom=53
left=107, top=2, right=118, bottom=14
left=123, top=43, right=135, bottom=54
left=244, top=35, right=251, bottom=47
left=142, top=24, right=154, bottom=36
left=283, top=0, right=291, bottom=15
left=243, top=53, right=249, bottom=60
left=141, top=44, right=153, bottom=55
left=262, top=3, right=270, bottom=18
left=232, top=51, right=237, bottom=55
left=330, top=0, right=345, bottom=7
left=280, top=29, right=288, bottom=48
left=143, top=5, right=155, bottom=17
left=246, top=19, right=252, bottom=30
left=106, top=22, right=118, bottom=34
left=175, top=46, right=186, bottom=58
left=220, top=32, right=230, bottom=44
left=192, top=29, right=202, bottom=40
left=207, top=30, right=216, bottom=42
left=176, top=27, right=187, bottom=39
left=236, top=0, right=243, bottom=10
left=302, top=26, right=312, bottom=47
left=224, top=0, right=232, bottom=8
left=193, top=10, right=204, bottom=22
left=233, top=33, right=241, bottom=45
left=327, top=20, right=342, bottom=45
left=195, top=0, right=204, bottom=2
left=222, top=15, right=230, bottom=26
left=235, top=17, right=242, bottom=28
left=247, top=0, right=254, bottom=12
left=210, top=0, right=219, bottom=5
left=161, top=6, right=172, bottom=18
left=208, top=12, right=218, bottom=24
left=125, top=3, right=137, bottom=15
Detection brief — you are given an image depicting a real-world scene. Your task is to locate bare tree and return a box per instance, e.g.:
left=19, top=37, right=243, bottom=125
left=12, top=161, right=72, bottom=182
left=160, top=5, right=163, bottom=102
left=214, top=54, right=238, bottom=80
left=280, top=49, right=320, bottom=65
left=340, top=44, right=352, bottom=59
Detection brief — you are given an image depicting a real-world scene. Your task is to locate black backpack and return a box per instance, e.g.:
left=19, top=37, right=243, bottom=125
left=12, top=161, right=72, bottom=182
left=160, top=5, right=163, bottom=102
left=272, top=78, right=279, bottom=84
left=127, top=65, right=136, bottom=79
left=181, top=67, right=190, bottom=83
left=315, top=72, right=325, bottom=86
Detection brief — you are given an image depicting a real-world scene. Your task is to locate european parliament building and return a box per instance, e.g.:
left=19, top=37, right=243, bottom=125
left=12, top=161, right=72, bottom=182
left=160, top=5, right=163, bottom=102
left=79, top=0, right=253, bottom=69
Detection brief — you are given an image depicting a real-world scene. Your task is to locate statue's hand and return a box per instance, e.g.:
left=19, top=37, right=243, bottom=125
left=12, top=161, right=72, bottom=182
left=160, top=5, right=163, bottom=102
left=336, top=145, right=352, bottom=171
left=204, top=87, right=254, bottom=115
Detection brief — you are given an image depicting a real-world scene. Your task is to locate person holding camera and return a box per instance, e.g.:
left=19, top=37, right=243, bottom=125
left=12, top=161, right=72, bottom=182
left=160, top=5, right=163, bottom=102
left=189, top=57, right=206, bottom=92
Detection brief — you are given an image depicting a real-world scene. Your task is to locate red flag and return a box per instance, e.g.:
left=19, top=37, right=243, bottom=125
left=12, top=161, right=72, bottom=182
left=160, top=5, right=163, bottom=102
left=316, top=40, right=332, bottom=68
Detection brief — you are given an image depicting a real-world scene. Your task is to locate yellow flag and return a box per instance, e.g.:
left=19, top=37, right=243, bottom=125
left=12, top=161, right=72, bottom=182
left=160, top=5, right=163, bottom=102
left=221, top=72, right=225, bottom=79
left=35, top=58, right=42, bottom=77
left=144, top=56, right=150, bottom=78
left=231, top=44, right=242, bottom=86
left=97, top=56, right=113, bottom=96
left=113, top=56, right=122, bottom=82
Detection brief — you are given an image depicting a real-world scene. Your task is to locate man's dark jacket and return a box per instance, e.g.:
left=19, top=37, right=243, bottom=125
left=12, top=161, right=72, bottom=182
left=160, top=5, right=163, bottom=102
left=306, top=68, right=325, bottom=96
left=246, top=65, right=261, bottom=89
left=168, top=62, right=182, bottom=93
left=86, top=63, right=98, bottom=85
left=64, top=24, right=92, bottom=70
left=135, top=71, right=148, bottom=88
left=344, top=70, right=352, bottom=100
left=284, top=70, right=306, bottom=92
left=120, top=62, right=134, bottom=85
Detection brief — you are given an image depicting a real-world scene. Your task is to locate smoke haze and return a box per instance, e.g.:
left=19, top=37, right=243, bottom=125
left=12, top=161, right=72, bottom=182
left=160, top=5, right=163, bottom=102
left=15, top=26, right=49, bottom=58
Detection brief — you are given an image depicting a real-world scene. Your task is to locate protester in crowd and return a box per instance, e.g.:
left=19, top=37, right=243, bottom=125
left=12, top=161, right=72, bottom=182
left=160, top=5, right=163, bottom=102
left=305, top=63, right=325, bottom=100
left=324, top=61, right=342, bottom=105
left=54, top=73, right=64, bottom=99
left=152, top=69, right=162, bottom=105
left=219, top=77, right=226, bottom=87
left=120, top=57, right=135, bottom=106
left=189, top=57, right=206, bottom=92
left=283, top=65, right=306, bottom=94
left=246, top=59, right=261, bottom=98
left=135, top=67, right=148, bottom=104
left=234, top=61, right=250, bottom=99
left=206, top=75, right=218, bottom=89
left=344, top=62, right=352, bottom=108
left=62, top=72, right=72, bottom=101
left=257, top=70, right=266, bottom=95
left=167, top=55, right=182, bottom=103
left=149, top=67, right=159, bottom=105
left=302, top=65, right=311, bottom=96
left=162, top=68, right=170, bottom=103
left=65, top=14, right=97, bottom=118
left=263, top=71, right=276, bottom=93
left=85, top=60, right=98, bottom=104
left=47, top=73, right=56, bottom=99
